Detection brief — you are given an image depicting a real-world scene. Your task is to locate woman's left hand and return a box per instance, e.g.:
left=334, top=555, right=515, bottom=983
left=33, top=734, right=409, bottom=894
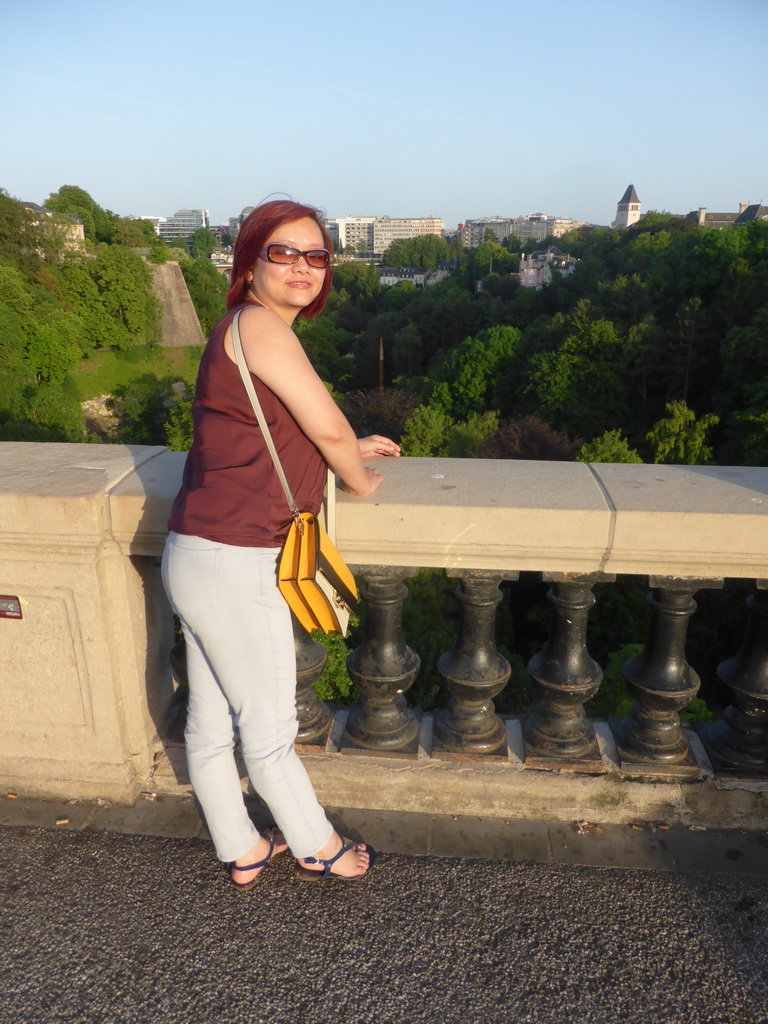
left=358, top=435, right=401, bottom=459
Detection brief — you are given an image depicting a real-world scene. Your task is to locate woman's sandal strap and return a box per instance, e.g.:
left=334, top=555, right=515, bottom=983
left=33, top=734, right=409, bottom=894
left=231, top=831, right=276, bottom=873
left=302, top=838, right=355, bottom=876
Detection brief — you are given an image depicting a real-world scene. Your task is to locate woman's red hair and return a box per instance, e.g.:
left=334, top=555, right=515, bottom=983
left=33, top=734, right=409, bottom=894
left=226, top=200, right=333, bottom=317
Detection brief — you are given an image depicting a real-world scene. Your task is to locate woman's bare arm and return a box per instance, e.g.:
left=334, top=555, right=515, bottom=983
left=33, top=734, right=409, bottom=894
left=225, top=306, right=384, bottom=496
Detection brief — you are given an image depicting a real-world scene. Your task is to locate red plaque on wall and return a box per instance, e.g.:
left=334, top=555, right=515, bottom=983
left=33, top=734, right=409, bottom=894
left=0, top=596, right=22, bottom=619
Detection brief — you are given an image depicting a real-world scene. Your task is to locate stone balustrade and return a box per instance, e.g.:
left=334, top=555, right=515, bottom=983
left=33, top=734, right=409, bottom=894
left=1, top=442, right=767, bottom=828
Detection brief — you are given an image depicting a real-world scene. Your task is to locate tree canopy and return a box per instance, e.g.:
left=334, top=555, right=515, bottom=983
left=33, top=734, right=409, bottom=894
left=381, top=234, right=450, bottom=269
left=0, top=188, right=164, bottom=439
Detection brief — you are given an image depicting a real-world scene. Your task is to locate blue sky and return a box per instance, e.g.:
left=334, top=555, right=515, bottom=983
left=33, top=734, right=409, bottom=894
left=2, top=0, right=766, bottom=230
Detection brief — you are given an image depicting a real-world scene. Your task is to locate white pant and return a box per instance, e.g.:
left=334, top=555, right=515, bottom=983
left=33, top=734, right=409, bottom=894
left=161, top=532, right=333, bottom=863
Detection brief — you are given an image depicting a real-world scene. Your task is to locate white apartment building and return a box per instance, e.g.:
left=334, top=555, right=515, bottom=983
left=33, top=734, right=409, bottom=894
left=326, top=215, right=445, bottom=256
left=461, top=214, right=585, bottom=248
left=141, top=208, right=210, bottom=241
left=519, top=246, right=578, bottom=289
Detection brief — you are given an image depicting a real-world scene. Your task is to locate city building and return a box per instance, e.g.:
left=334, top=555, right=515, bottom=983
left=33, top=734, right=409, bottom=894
left=21, top=202, right=85, bottom=250
left=735, top=203, right=768, bottom=225
left=159, top=209, right=210, bottom=242
left=326, top=215, right=445, bottom=257
left=686, top=207, right=740, bottom=230
left=139, top=216, right=166, bottom=235
left=141, top=209, right=210, bottom=241
left=612, top=185, right=641, bottom=229
left=461, top=214, right=585, bottom=248
left=519, top=246, right=577, bottom=289
left=377, top=266, right=451, bottom=287
left=686, top=202, right=768, bottom=229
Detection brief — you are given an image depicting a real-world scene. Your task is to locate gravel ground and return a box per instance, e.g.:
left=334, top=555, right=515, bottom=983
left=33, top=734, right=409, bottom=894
left=2, top=825, right=768, bottom=1024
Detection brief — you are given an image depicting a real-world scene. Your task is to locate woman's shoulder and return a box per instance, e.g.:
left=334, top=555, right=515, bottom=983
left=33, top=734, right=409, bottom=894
left=235, top=301, right=289, bottom=334
left=209, top=302, right=283, bottom=349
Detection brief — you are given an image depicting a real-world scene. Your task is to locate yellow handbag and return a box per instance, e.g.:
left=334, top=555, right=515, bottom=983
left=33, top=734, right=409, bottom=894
left=278, top=510, right=359, bottom=634
left=231, top=310, right=359, bottom=634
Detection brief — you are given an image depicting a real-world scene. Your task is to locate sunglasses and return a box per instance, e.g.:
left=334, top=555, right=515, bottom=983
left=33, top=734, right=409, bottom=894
left=259, top=243, right=331, bottom=269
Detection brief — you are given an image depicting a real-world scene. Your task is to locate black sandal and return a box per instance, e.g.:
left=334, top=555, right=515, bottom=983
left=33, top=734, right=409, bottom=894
left=229, top=829, right=280, bottom=892
left=295, top=837, right=376, bottom=882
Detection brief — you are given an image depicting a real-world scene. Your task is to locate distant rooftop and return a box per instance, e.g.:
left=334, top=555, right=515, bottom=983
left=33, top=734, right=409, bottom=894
left=619, top=185, right=640, bottom=205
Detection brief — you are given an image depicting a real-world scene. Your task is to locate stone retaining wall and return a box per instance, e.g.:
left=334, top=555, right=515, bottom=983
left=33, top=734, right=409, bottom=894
left=1, top=442, right=766, bottom=811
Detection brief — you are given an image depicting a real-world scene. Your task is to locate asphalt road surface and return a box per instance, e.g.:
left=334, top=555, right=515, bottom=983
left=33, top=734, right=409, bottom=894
left=2, top=824, right=768, bottom=1024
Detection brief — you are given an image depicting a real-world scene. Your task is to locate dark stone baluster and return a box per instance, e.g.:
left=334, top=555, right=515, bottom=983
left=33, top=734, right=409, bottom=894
left=164, top=637, right=189, bottom=743
left=614, top=578, right=720, bottom=773
left=343, top=567, right=420, bottom=756
left=293, top=616, right=332, bottom=747
left=523, top=574, right=607, bottom=768
left=433, top=571, right=513, bottom=757
left=698, top=584, right=768, bottom=771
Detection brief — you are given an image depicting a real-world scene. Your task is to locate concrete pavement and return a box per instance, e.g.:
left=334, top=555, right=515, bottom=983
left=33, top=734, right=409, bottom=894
left=2, top=795, right=768, bottom=1023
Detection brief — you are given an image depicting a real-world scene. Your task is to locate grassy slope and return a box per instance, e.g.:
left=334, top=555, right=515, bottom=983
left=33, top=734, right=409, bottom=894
left=72, top=345, right=204, bottom=400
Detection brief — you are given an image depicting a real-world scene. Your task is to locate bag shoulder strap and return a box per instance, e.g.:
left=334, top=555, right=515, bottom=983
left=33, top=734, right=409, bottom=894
left=230, top=308, right=300, bottom=520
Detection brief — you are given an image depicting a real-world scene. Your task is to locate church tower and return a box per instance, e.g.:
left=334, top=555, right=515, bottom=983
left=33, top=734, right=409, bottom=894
left=613, top=184, right=641, bottom=229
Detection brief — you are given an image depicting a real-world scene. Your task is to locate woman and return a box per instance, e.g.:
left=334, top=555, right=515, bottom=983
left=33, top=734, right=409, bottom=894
left=162, top=200, right=400, bottom=888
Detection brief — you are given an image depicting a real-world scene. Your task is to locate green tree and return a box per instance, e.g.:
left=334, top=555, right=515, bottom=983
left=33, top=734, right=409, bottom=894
left=165, top=396, right=194, bottom=451
left=44, top=185, right=118, bottom=243
left=381, top=235, right=449, bottom=269
left=0, top=190, right=48, bottom=279
left=167, top=241, right=193, bottom=264
left=15, top=376, right=84, bottom=439
left=442, top=410, right=500, bottom=457
left=45, top=185, right=96, bottom=240
left=577, top=430, right=643, bottom=464
left=727, top=377, right=768, bottom=466
left=431, top=325, right=521, bottom=419
left=108, top=375, right=182, bottom=444
left=181, top=257, right=228, bottom=335
left=293, top=316, right=346, bottom=382
left=190, top=227, right=218, bottom=259
left=114, top=216, right=157, bottom=247
left=91, top=246, right=160, bottom=348
left=24, top=307, right=83, bottom=382
left=382, top=279, right=417, bottom=311
left=0, top=304, right=34, bottom=419
left=148, top=238, right=169, bottom=264
left=400, top=405, right=453, bottom=456
left=391, top=322, right=423, bottom=378
left=501, top=234, right=522, bottom=252
left=54, top=253, right=110, bottom=353
left=0, top=261, right=34, bottom=317
left=333, top=261, right=379, bottom=301
left=401, top=568, right=459, bottom=709
left=717, top=308, right=768, bottom=412
left=646, top=400, right=719, bottom=465
left=471, top=239, right=516, bottom=278
left=528, top=317, right=628, bottom=438
left=0, top=280, right=84, bottom=440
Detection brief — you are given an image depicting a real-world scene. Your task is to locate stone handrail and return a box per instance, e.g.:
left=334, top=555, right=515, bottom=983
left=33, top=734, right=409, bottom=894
left=1, top=442, right=767, bottom=817
left=104, top=447, right=768, bottom=578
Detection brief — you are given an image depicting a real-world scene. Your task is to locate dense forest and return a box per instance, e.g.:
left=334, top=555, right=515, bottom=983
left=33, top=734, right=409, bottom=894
left=2, top=184, right=766, bottom=714
left=0, top=185, right=226, bottom=442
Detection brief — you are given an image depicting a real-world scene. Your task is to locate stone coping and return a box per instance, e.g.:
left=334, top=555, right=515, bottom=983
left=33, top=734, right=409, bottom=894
left=146, top=717, right=768, bottom=833
left=1, top=442, right=767, bottom=579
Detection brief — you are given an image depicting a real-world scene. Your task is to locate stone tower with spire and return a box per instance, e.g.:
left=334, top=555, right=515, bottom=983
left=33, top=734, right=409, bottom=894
left=613, top=185, right=641, bottom=229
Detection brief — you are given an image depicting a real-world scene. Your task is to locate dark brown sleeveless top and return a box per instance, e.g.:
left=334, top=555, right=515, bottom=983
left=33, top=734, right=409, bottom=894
left=168, top=302, right=327, bottom=547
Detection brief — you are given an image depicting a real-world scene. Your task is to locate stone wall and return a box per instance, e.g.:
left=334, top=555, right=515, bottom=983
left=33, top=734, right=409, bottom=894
left=151, top=261, right=206, bottom=347
left=0, top=444, right=174, bottom=803
left=1, top=442, right=767, bottom=809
